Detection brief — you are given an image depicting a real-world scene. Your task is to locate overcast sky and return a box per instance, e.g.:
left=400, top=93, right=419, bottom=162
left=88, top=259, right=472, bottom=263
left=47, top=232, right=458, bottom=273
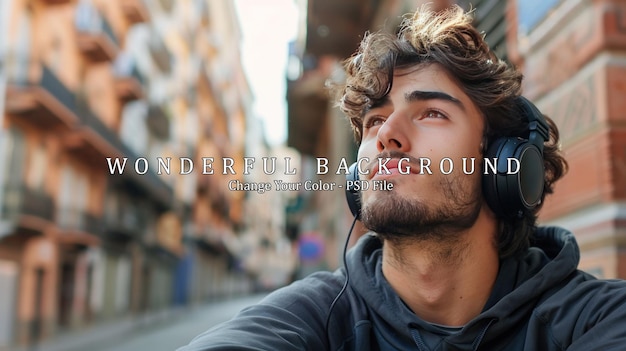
left=234, top=0, right=299, bottom=146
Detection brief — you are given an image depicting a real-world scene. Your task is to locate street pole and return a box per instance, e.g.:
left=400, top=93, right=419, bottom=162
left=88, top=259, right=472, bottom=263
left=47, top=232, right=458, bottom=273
left=0, top=0, right=11, bottom=232
left=0, top=61, right=6, bottom=233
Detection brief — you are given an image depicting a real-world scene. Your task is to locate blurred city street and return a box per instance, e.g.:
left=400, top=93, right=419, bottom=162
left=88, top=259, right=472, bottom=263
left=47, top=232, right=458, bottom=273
left=25, top=293, right=267, bottom=351
left=92, top=293, right=266, bottom=351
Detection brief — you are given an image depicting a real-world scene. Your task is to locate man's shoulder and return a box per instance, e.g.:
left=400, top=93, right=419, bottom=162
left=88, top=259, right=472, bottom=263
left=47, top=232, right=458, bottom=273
left=537, top=269, right=626, bottom=321
left=260, top=269, right=349, bottom=309
left=531, top=271, right=626, bottom=348
left=558, top=269, right=626, bottom=296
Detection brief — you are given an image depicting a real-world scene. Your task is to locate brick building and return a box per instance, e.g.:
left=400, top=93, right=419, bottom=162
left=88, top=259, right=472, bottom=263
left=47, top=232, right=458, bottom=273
left=286, top=0, right=626, bottom=279
left=508, top=0, right=626, bottom=278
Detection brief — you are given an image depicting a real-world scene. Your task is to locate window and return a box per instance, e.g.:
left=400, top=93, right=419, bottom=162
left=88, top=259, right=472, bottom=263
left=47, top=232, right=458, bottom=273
left=120, top=100, right=149, bottom=155
left=57, top=166, right=88, bottom=229
left=27, top=143, right=47, bottom=191
left=5, top=5, right=31, bottom=82
left=0, top=127, right=25, bottom=219
left=0, top=0, right=12, bottom=60
left=517, top=0, right=562, bottom=35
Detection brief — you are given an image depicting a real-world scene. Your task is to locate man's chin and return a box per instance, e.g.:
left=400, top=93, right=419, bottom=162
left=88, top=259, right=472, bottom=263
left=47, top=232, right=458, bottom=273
left=360, top=192, right=481, bottom=241
left=360, top=194, right=427, bottom=236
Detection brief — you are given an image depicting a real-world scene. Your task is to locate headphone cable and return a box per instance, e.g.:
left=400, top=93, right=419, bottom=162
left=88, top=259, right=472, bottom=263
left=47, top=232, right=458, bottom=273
left=324, top=215, right=358, bottom=349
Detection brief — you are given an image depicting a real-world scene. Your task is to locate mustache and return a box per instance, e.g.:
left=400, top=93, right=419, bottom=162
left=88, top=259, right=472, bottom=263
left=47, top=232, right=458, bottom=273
left=364, top=151, right=423, bottom=174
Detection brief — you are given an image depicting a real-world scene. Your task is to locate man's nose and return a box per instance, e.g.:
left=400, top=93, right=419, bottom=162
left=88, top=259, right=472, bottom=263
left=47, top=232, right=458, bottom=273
left=376, top=114, right=410, bottom=152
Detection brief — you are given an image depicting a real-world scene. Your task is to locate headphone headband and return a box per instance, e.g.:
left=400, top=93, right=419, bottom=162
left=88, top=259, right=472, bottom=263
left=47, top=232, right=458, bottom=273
left=518, top=96, right=549, bottom=149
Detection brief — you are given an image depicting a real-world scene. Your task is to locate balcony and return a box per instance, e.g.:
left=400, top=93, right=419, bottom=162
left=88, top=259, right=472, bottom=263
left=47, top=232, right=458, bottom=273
left=286, top=72, right=330, bottom=156
left=2, top=183, right=56, bottom=233
left=145, top=243, right=180, bottom=264
left=158, top=0, right=174, bottom=13
left=103, top=203, right=143, bottom=242
left=209, top=189, right=230, bottom=218
left=75, top=2, right=120, bottom=63
left=121, top=0, right=150, bottom=25
left=305, top=0, right=381, bottom=58
left=198, top=0, right=210, bottom=26
left=85, top=212, right=104, bottom=237
left=111, top=150, right=174, bottom=211
left=40, top=0, right=73, bottom=4
left=113, top=53, right=145, bottom=102
left=62, top=97, right=125, bottom=164
left=147, top=105, right=170, bottom=139
left=5, top=54, right=79, bottom=129
left=67, top=102, right=174, bottom=208
left=287, top=0, right=383, bottom=155
left=148, top=35, right=172, bottom=73
left=56, top=207, right=101, bottom=247
left=188, top=225, right=231, bottom=257
left=57, top=207, right=86, bottom=231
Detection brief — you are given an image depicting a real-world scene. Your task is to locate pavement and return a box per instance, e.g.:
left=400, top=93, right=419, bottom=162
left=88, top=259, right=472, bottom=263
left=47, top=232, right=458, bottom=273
left=15, top=294, right=267, bottom=351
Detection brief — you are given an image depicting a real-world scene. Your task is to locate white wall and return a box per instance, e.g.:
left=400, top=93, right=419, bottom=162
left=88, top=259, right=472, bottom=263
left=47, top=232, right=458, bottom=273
left=0, top=260, right=18, bottom=347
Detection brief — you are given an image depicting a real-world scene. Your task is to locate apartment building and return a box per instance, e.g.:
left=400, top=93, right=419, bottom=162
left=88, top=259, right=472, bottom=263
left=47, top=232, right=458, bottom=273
left=0, top=0, right=252, bottom=349
left=286, top=0, right=378, bottom=272
left=507, top=0, right=626, bottom=278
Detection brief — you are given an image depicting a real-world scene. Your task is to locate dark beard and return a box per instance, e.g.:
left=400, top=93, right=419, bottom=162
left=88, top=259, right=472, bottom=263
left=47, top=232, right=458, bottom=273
left=360, top=176, right=482, bottom=245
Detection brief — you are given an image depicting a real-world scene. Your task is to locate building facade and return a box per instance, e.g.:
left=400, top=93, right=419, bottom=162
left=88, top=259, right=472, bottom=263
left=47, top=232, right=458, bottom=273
left=0, top=0, right=256, bottom=349
left=508, top=0, right=626, bottom=279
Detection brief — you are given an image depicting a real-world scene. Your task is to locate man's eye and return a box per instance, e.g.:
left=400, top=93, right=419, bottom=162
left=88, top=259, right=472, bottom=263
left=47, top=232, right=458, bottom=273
left=364, top=117, right=385, bottom=128
left=424, top=110, right=447, bottom=119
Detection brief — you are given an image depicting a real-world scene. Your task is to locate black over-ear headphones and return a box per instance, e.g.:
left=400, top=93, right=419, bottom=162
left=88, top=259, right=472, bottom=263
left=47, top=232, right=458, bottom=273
left=483, top=96, right=549, bottom=218
left=344, top=96, right=550, bottom=219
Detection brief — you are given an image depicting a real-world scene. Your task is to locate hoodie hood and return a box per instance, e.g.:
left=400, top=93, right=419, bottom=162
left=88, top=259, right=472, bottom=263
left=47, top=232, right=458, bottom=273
left=346, top=226, right=580, bottom=350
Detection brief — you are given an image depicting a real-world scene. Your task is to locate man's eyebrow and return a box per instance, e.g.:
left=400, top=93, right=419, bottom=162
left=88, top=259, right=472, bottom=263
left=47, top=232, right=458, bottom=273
left=363, top=96, right=390, bottom=115
left=405, top=90, right=465, bottom=111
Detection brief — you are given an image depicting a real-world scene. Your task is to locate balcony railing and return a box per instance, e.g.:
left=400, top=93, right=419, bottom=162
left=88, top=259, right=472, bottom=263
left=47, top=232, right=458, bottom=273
left=113, top=53, right=145, bottom=101
left=84, top=212, right=104, bottom=237
left=148, top=35, right=172, bottom=72
left=75, top=2, right=120, bottom=62
left=118, top=147, right=174, bottom=209
left=158, top=0, right=174, bottom=13
left=41, top=66, right=77, bottom=115
left=2, top=184, right=55, bottom=222
left=70, top=98, right=173, bottom=207
left=55, top=207, right=102, bottom=247
left=5, top=52, right=79, bottom=129
left=147, top=105, right=170, bottom=139
left=103, top=202, right=144, bottom=241
left=22, top=186, right=55, bottom=221
left=41, top=0, right=73, bottom=4
left=76, top=101, right=128, bottom=157
left=57, top=207, right=86, bottom=232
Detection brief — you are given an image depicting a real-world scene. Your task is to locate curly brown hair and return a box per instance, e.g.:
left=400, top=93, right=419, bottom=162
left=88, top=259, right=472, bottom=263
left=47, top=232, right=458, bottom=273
left=333, top=5, right=568, bottom=258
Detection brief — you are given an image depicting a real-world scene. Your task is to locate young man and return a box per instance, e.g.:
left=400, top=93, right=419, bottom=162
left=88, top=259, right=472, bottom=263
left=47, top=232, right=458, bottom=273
left=178, top=5, right=626, bottom=350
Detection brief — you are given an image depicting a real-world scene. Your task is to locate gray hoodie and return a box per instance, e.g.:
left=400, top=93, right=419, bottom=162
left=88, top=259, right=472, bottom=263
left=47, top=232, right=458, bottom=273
left=179, top=226, right=626, bottom=350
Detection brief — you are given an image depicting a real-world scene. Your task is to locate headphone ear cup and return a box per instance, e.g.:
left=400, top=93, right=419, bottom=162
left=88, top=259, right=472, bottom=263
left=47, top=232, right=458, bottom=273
left=346, top=163, right=361, bottom=219
left=483, top=137, right=545, bottom=218
left=515, top=144, right=545, bottom=210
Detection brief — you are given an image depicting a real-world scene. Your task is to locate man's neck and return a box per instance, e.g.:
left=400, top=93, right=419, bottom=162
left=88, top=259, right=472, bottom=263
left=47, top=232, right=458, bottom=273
left=381, top=209, right=499, bottom=326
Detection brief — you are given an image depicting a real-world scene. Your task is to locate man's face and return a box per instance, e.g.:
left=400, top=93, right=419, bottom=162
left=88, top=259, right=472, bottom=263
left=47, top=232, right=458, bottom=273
left=357, top=64, right=486, bottom=241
